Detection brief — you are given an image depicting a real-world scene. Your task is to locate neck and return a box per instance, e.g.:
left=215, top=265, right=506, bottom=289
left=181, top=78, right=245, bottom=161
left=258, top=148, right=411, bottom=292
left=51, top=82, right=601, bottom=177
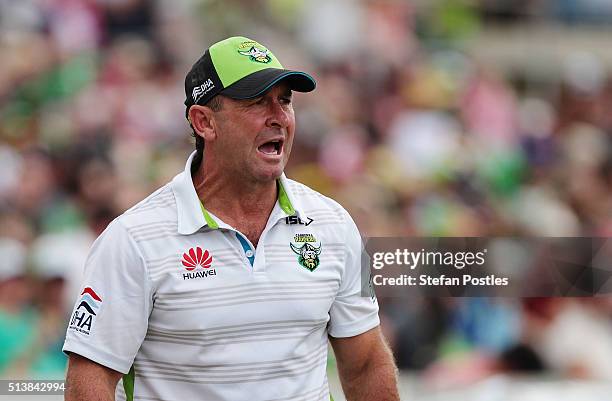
left=192, top=162, right=278, bottom=223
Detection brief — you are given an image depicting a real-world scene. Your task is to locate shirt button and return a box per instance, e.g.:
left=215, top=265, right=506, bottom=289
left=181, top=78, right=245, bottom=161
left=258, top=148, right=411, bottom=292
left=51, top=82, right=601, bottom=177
left=245, top=250, right=254, bottom=258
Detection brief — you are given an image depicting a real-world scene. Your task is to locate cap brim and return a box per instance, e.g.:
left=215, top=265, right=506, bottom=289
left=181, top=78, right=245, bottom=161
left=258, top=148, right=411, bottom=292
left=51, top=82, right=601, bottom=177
left=221, top=69, right=316, bottom=99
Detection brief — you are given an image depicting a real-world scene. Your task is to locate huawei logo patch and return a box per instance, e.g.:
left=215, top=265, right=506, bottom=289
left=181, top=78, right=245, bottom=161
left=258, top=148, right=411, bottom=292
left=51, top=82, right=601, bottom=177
left=181, top=247, right=216, bottom=280
left=182, top=247, right=213, bottom=270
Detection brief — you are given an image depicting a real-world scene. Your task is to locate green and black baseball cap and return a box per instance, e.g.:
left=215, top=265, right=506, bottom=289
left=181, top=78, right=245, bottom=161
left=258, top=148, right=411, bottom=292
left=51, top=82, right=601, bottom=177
left=184, top=36, right=316, bottom=114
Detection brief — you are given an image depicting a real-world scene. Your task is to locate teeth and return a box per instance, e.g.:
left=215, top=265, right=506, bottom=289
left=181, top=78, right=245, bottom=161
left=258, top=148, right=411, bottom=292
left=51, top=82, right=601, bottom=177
left=257, top=139, right=282, bottom=156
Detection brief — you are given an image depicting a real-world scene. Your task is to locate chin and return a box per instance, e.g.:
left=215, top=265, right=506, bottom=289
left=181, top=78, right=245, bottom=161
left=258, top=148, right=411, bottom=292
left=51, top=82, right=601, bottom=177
left=245, top=154, right=287, bottom=183
left=252, top=166, right=284, bottom=182
left=258, top=171, right=283, bottom=182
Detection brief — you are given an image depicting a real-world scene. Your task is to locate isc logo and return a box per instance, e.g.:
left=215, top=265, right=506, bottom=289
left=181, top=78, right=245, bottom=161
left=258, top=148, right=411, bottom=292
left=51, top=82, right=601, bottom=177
left=285, top=216, right=314, bottom=226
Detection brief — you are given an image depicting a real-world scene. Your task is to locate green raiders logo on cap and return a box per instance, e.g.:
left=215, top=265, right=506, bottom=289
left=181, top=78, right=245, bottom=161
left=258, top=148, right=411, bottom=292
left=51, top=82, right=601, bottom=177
left=208, top=36, right=284, bottom=88
left=237, top=41, right=272, bottom=63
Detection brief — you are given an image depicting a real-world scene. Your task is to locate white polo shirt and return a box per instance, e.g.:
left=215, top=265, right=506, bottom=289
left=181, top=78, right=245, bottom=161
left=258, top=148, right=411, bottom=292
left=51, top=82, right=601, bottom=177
left=63, top=151, right=379, bottom=401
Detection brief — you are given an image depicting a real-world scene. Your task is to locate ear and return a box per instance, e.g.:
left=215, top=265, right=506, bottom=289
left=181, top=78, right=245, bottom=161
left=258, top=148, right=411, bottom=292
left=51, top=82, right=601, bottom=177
left=188, top=105, right=218, bottom=142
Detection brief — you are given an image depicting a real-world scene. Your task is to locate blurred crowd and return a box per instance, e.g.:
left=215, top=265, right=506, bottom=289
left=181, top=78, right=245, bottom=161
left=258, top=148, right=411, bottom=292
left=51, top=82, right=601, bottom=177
left=0, top=0, right=611, bottom=388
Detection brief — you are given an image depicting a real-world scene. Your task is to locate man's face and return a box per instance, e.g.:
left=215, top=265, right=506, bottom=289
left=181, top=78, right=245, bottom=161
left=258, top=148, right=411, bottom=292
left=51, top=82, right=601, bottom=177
left=210, top=82, right=295, bottom=183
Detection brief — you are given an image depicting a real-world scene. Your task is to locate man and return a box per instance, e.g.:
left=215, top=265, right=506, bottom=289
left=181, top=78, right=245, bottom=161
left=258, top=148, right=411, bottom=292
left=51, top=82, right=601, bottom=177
left=63, top=36, right=399, bottom=401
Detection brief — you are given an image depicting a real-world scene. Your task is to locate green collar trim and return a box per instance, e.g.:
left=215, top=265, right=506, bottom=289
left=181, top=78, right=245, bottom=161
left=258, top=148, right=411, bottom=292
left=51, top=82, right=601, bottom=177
left=277, top=180, right=295, bottom=216
left=199, top=202, right=219, bottom=229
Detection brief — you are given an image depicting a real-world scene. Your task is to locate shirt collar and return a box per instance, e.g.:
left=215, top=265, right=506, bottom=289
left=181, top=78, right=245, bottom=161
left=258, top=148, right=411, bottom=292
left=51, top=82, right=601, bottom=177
left=172, top=151, right=305, bottom=235
left=172, top=151, right=207, bottom=235
left=277, top=173, right=306, bottom=219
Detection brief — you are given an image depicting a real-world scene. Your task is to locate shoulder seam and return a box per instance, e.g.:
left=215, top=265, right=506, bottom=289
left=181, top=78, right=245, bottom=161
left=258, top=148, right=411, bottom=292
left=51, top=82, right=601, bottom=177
left=125, top=185, right=175, bottom=214
left=285, top=179, right=348, bottom=223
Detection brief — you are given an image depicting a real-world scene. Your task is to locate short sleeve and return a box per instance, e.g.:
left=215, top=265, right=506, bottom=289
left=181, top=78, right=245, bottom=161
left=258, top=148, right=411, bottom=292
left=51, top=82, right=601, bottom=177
left=62, top=219, right=152, bottom=374
left=328, top=212, right=379, bottom=338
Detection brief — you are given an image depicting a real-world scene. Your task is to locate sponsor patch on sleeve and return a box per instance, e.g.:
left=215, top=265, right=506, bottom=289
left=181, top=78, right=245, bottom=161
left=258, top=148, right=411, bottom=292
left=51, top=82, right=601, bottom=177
left=68, top=287, right=102, bottom=335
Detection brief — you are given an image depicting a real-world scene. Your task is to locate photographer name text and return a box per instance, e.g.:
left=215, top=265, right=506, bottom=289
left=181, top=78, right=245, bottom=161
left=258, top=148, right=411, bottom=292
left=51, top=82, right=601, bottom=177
left=370, top=248, right=509, bottom=287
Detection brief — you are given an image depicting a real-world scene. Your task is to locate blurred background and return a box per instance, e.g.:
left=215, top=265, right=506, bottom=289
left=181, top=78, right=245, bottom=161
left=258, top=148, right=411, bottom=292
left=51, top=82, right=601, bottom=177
left=0, top=0, right=611, bottom=399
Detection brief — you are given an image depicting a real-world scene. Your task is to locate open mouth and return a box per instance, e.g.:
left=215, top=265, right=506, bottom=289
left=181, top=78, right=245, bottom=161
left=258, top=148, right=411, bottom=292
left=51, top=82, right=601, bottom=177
left=257, top=139, right=283, bottom=156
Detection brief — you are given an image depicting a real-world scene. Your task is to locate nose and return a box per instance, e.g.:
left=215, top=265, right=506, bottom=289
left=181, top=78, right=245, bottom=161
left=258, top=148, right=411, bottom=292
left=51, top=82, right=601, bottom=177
left=265, top=99, right=291, bottom=129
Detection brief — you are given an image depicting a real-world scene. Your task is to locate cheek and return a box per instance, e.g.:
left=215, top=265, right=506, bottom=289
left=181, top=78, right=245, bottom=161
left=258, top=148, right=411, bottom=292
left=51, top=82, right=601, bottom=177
left=217, top=121, right=247, bottom=148
left=285, top=116, right=296, bottom=154
left=284, top=136, right=294, bottom=158
left=288, top=110, right=296, bottom=132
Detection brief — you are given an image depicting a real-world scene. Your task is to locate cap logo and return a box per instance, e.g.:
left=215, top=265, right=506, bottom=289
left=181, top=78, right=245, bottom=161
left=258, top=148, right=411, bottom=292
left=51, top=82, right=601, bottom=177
left=237, top=41, right=272, bottom=63
left=192, top=78, right=215, bottom=104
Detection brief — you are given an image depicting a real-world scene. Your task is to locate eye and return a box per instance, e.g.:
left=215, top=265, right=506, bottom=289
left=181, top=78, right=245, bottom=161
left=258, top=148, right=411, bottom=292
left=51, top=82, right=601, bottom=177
left=280, top=96, right=292, bottom=105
